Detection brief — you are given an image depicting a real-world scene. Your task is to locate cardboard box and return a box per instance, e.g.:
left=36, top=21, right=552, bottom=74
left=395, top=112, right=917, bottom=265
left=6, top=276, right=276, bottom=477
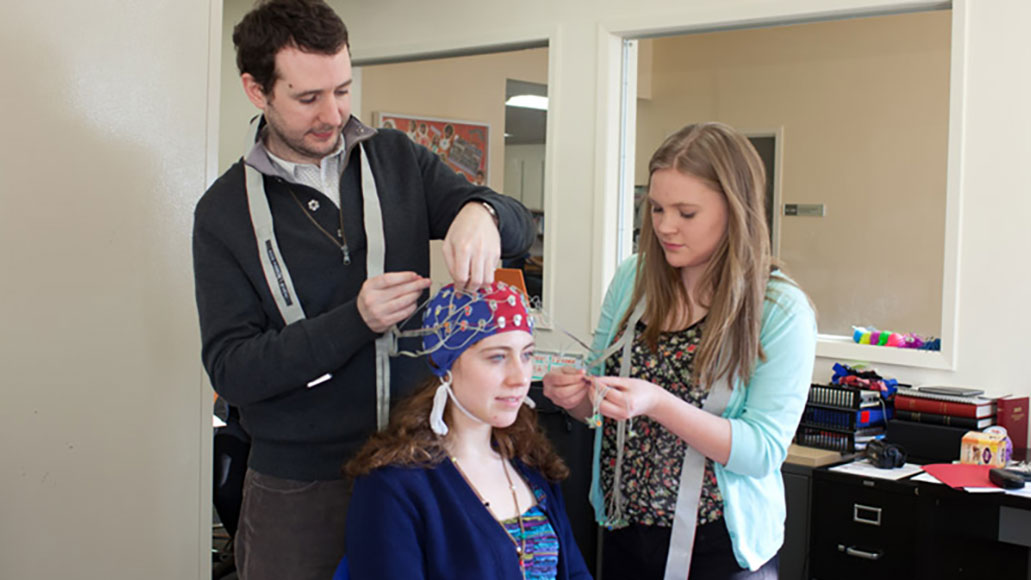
left=786, top=444, right=843, bottom=467
left=960, top=430, right=1010, bottom=467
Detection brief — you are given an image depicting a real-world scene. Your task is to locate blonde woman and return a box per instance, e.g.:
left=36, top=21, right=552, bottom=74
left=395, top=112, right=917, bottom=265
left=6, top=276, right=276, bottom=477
left=544, top=122, right=816, bottom=579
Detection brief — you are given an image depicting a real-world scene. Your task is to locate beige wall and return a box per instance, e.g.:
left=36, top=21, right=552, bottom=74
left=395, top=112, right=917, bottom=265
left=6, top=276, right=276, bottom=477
left=218, top=0, right=253, bottom=171
left=1, top=0, right=213, bottom=578
left=634, top=11, right=950, bottom=337
left=4, top=0, right=1031, bottom=578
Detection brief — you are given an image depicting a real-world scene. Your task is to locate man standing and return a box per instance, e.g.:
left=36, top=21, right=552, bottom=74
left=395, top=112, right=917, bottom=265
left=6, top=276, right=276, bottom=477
left=192, top=1, right=536, bottom=578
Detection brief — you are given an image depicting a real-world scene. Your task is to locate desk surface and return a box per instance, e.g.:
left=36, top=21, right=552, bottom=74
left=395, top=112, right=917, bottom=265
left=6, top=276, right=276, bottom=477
left=818, top=460, right=1031, bottom=508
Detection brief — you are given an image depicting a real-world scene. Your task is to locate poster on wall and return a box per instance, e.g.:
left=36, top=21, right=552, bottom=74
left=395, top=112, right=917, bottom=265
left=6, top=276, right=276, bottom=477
left=374, top=112, right=489, bottom=185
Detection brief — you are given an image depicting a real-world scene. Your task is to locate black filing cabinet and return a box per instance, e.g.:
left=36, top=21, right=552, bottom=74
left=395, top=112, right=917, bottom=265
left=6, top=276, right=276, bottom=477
left=809, top=469, right=918, bottom=579
left=809, top=466, right=1031, bottom=580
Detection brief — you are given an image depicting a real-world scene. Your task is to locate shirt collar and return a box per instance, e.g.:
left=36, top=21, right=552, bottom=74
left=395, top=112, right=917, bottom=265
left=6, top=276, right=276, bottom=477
left=265, top=135, right=346, bottom=175
left=244, top=116, right=377, bottom=178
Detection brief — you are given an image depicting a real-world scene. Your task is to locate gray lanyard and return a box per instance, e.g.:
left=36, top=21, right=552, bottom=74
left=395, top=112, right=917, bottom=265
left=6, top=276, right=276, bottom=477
left=664, top=373, right=731, bottom=579
left=602, top=300, right=732, bottom=578
left=243, top=117, right=393, bottom=431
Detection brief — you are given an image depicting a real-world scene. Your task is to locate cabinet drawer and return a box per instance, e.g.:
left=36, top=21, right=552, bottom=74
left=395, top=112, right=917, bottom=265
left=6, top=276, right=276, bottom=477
left=809, top=476, right=917, bottom=579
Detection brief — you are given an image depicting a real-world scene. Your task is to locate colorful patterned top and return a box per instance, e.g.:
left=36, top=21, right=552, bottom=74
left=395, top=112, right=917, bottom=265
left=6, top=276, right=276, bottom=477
left=599, top=320, right=725, bottom=527
left=501, top=504, right=559, bottom=579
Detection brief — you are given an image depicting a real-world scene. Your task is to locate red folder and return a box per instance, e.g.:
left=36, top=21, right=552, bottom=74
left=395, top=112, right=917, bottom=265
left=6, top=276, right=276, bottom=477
left=922, top=463, right=993, bottom=488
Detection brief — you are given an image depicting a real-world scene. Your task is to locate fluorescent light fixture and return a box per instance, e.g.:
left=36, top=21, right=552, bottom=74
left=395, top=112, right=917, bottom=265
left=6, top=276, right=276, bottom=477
left=505, top=94, right=548, bottom=111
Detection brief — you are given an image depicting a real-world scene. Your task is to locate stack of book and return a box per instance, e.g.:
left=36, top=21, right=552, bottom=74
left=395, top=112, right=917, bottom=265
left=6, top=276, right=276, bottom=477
left=890, top=388, right=1029, bottom=460
left=794, top=383, right=892, bottom=453
left=887, top=387, right=996, bottom=463
left=893, top=386, right=996, bottom=429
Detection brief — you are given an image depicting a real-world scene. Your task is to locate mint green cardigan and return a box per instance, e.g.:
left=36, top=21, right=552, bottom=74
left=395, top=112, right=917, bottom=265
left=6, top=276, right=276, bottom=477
left=588, top=255, right=817, bottom=570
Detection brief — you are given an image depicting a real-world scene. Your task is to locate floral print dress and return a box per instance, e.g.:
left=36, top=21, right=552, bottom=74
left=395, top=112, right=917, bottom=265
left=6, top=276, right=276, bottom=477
left=599, top=320, right=725, bottom=527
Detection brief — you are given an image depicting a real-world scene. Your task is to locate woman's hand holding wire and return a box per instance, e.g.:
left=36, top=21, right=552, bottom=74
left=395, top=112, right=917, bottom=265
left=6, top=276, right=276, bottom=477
left=590, top=376, right=669, bottom=421
left=592, top=376, right=733, bottom=464
left=542, top=367, right=593, bottom=419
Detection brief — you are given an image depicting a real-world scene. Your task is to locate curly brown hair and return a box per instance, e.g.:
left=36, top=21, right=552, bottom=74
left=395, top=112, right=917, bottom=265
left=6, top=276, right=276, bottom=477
left=345, top=376, right=569, bottom=481
left=233, top=0, right=350, bottom=95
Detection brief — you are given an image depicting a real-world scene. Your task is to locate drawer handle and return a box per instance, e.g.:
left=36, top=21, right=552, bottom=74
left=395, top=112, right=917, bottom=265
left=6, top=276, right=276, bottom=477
left=838, top=545, right=884, bottom=561
left=853, top=503, right=881, bottom=526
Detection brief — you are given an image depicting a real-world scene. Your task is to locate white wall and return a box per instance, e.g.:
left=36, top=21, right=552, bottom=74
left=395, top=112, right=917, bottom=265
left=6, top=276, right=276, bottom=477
left=0, top=0, right=215, bottom=578
left=3, top=0, right=1030, bottom=578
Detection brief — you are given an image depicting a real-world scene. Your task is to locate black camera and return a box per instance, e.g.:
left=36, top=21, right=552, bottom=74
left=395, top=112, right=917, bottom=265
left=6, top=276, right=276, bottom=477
left=865, top=439, right=907, bottom=469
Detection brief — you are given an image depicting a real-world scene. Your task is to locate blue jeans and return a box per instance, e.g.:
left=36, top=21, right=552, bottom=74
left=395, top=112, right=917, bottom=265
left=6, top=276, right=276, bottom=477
left=235, top=469, right=351, bottom=580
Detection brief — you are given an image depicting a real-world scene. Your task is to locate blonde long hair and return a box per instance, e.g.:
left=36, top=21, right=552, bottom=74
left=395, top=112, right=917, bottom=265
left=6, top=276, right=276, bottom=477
left=623, top=122, right=775, bottom=389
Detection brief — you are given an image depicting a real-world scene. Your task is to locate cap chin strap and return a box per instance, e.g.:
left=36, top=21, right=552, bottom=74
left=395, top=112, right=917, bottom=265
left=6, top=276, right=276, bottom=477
left=244, top=116, right=393, bottom=431
left=429, top=371, right=487, bottom=436
left=429, top=371, right=536, bottom=437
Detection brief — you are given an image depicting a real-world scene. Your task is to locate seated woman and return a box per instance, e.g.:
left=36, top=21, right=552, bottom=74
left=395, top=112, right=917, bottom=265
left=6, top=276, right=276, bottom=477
left=345, top=282, right=592, bottom=580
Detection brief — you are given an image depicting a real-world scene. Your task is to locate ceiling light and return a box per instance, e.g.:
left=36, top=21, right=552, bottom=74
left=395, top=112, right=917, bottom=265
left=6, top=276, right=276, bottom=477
left=505, top=94, right=548, bottom=111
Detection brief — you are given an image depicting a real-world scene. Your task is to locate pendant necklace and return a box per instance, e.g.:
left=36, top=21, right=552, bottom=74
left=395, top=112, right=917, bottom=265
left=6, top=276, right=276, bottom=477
left=286, top=187, right=351, bottom=265
left=451, top=455, right=529, bottom=579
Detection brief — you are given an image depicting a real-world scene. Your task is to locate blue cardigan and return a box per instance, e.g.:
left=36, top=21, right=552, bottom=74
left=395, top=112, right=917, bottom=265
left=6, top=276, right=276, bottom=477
left=589, top=255, right=817, bottom=570
left=347, top=459, right=592, bottom=580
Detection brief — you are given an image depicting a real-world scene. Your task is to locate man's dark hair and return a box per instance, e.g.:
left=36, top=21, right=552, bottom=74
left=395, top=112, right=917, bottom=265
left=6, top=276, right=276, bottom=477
left=233, top=0, right=349, bottom=95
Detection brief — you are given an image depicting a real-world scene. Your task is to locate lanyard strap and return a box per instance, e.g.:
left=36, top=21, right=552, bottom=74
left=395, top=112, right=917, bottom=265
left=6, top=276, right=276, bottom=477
left=663, top=375, right=731, bottom=580
left=244, top=116, right=392, bottom=431
left=604, top=301, right=646, bottom=526
left=358, top=147, right=392, bottom=432
left=245, top=118, right=306, bottom=325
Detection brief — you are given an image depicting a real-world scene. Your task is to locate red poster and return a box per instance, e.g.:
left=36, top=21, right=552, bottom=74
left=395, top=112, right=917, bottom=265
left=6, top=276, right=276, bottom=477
left=374, top=112, right=490, bottom=185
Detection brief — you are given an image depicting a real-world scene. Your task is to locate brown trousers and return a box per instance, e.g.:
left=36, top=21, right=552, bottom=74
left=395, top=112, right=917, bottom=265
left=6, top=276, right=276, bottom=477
left=235, top=469, right=351, bottom=580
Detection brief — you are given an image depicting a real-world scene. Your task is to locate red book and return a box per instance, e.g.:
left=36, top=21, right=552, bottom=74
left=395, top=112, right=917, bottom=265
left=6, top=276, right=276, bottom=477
left=997, top=396, right=1028, bottom=450
left=894, top=395, right=995, bottom=419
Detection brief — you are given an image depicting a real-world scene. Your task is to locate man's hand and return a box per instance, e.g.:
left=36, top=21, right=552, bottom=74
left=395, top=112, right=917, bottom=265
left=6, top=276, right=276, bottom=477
left=357, top=272, right=431, bottom=333
left=442, top=202, right=500, bottom=292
